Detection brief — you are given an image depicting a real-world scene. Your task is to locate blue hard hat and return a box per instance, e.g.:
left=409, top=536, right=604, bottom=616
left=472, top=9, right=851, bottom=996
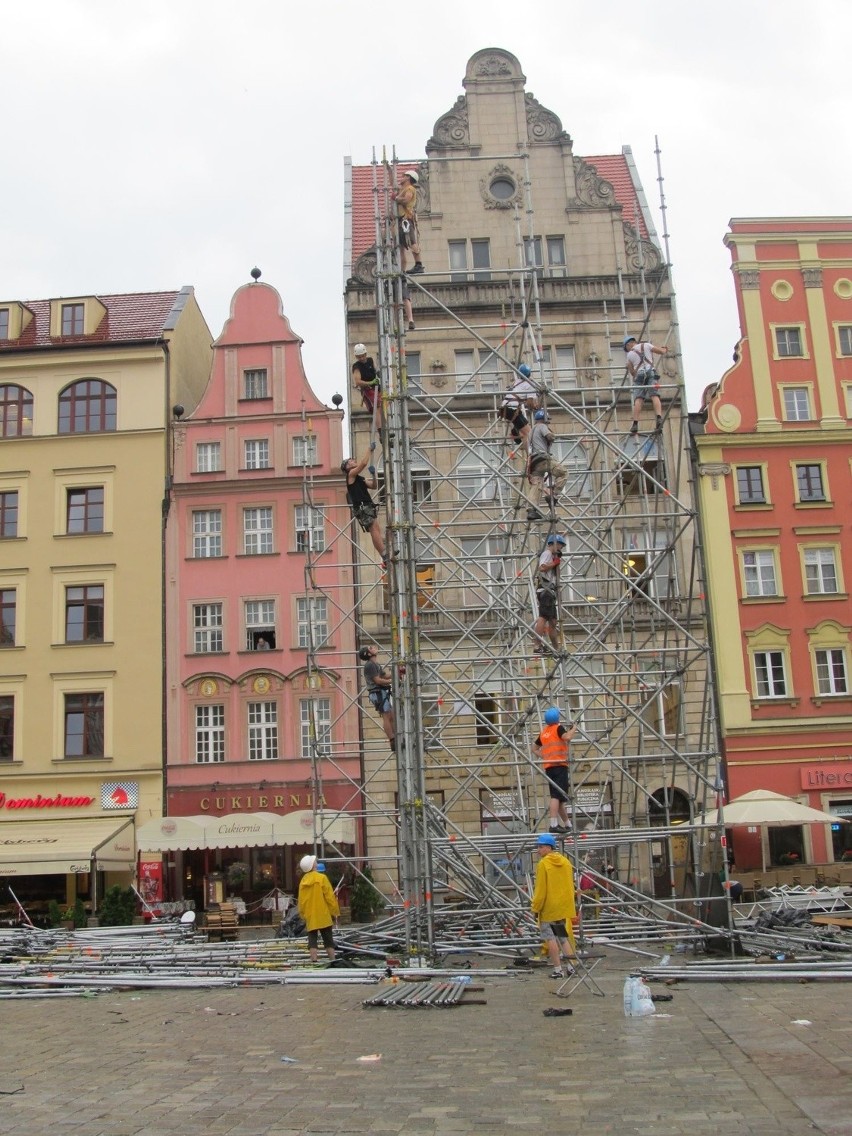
left=544, top=707, right=560, bottom=725
left=534, top=409, right=547, bottom=422
left=518, top=364, right=532, bottom=378
left=537, top=833, right=557, bottom=847
left=317, top=863, right=326, bottom=873
left=623, top=335, right=637, bottom=350
left=546, top=534, right=566, bottom=546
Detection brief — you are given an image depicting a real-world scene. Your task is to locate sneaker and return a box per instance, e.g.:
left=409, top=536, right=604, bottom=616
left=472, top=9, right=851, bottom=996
left=656, top=415, right=663, bottom=429
left=550, top=968, right=563, bottom=979
left=629, top=422, right=639, bottom=435
left=380, top=560, right=387, bottom=570
left=526, top=508, right=544, bottom=521
left=408, top=321, right=416, bottom=331
left=553, top=824, right=569, bottom=835
left=409, top=263, right=425, bottom=275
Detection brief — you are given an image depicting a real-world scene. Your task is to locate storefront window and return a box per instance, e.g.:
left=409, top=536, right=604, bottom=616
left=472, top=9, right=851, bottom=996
left=830, top=800, right=852, bottom=861
left=768, top=825, right=805, bottom=866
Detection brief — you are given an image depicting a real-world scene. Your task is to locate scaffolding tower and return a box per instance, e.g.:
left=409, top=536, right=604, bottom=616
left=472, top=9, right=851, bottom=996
left=299, top=141, right=724, bottom=960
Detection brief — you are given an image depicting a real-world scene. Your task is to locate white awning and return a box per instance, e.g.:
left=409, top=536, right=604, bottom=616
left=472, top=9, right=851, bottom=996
left=0, top=816, right=136, bottom=876
left=136, top=810, right=356, bottom=851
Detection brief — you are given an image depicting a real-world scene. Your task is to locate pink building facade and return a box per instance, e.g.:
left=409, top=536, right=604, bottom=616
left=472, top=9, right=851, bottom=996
left=163, top=277, right=361, bottom=907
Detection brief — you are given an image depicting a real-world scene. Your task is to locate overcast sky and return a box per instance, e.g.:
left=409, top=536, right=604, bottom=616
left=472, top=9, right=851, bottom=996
left=3, top=1, right=850, bottom=414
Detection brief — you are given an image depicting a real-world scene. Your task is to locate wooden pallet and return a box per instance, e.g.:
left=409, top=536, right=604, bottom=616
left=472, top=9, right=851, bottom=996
left=205, top=902, right=239, bottom=940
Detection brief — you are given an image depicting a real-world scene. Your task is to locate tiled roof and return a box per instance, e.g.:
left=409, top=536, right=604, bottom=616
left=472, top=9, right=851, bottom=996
left=0, top=290, right=184, bottom=351
left=582, top=154, right=649, bottom=238
left=348, top=153, right=647, bottom=267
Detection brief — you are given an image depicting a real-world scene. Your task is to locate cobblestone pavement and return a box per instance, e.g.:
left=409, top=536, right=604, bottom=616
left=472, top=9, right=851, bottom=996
left=0, top=956, right=850, bottom=1135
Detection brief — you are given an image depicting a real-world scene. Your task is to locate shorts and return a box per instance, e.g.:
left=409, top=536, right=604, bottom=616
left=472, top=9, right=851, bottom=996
left=369, top=688, right=393, bottom=716
left=361, top=385, right=378, bottom=413
left=537, top=588, right=557, bottom=621
left=544, top=763, right=569, bottom=802
left=499, top=405, right=528, bottom=437
left=307, top=925, right=335, bottom=950
left=540, top=919, right=569, bottom=942
left=353, top=502, right=379, bottom=532
left=398, top=216, right=419, bottom=250
left=632, top=368, right=660, bottom=402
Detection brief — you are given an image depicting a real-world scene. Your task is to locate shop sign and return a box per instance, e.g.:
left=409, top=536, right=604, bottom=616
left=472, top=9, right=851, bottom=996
left=172, top=783, right=354, bottom=815
left=0, top=792, right=95, bottom=811
left=101, top=782, right=139, bottom=810
left=800, top=763, right=852, bottom=791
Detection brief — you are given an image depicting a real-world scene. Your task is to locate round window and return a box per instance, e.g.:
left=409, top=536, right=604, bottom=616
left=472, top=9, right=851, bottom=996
left=489, top=176, right=516, bottom=200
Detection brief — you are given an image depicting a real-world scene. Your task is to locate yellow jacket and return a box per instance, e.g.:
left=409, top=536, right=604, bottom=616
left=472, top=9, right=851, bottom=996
left=298, top=870, right=340, bottom=931
left=531, top=851, right=576, bottom=923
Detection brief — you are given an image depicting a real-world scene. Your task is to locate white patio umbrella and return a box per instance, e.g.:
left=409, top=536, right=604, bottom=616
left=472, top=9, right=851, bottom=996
left=696, top=789, right=845, bottom=872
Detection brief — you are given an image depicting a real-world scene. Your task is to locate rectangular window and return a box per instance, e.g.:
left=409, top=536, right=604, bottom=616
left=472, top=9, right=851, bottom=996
left=293, top=435, right=318, bottom=466
left=248, top=701, right=278, bottom=760
left=775, top=327, right=803, bottom=357
left=192, top=509, right=222, bottom=558
left=193, top=602, right=223, bottom=653
left=742, top=551, right=778, bottom=598
left=0, top=309, right=8, bottom=340
left=65, top=585, right=104, bottom=643
left=195, top=704, right=225, bottom=763
left=300, top=698, right=331, bottom=758
left=478, top=354, right=500, bottom=392
left=448, top=240, right=467, bottom=283
left=295, top=505, right=325, bottom=552
left=553, top=346, right=577, bottom=389
left=64, top=692, right=104, bottom=757
left=804, top=548, right=838, bottom=594
left=0, top=695, right=12, bottom=759
left=0, top=491, right=18, bottom=537
left=244, top=439, right=270, bottom=470
left=244, top=369, right=269, bottom=399
left=754, top=651, right=788, bottom=699
left=0, top=589, right=16, bottom=646
left=796, top=464, right=826, bottom=502
left=407, top=351, right=422, bottom=394
left=783, top=388, right=811, bottom=421
left=67, top=487, right=104, bottom=534
left=546, top=235, right=567, bottom=275
left=838, top=326, right=852, bottom=356
left=815, top=649, right=848, bottom=696
left=243, top=506, right=273, bottom=555
left=736, top=466, right=766, bottom=504
left=245, top=599, right=275, bottom=651
left=61, top=303, right=85, bottom=336
left=470, top=239, right=491, bottom=281
left=523, top=236, right=543, bottom=272
left=296, top=596, right=328, bottom=649
left=196, top=442, right=221, bottom=473
left=454, top=349, right=475, bottom=388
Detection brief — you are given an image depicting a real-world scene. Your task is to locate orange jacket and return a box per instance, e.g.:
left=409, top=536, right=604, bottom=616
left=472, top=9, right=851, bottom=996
left=538, top=723, right=569, bottom=768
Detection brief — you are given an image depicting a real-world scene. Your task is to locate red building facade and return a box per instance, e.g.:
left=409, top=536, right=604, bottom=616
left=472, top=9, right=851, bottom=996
left=695, top=218, right=852, bottom=870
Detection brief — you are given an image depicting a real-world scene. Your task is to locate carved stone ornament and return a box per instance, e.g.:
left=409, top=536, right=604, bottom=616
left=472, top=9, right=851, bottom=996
left=427, top=95, right=470, bottom=150
left=173, top=424, right=186, bottom=451
left=412, top=162, right=430, bottom=215
left=352, top=246, right=378, bottom=286
left=475, top=53, right=513, bottom=77
left=479, top=163, right=522, bottom=211
left=623, top=223, right=662, bottom=273
left=737, top=269, right=760, bottom=290
left=525, top=93, right=571, bottom=144
left=802, top=266, right=823, bottom=288
left=570, top=157, right=615, bottom=209
left=698, top=462, right=731, bottom=490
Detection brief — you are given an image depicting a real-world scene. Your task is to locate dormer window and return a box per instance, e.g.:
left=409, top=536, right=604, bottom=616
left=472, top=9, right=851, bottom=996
left=62, top=304, right=85, bottom=336
left=0, top=309, right=9, bottom=340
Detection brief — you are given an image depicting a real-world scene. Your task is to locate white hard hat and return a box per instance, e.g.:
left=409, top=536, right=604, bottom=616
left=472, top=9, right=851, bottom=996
left=404, top=170, right=419, bottom=184
left=354, top=343, right=367, bottom=355
left=299, top=854, right=317, bottom=873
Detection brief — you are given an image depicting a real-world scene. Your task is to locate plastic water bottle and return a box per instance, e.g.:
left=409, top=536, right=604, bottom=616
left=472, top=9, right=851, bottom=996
left=623, top=975, right=638, bottom=1017
left=632, top=977, right=656, bottom=1017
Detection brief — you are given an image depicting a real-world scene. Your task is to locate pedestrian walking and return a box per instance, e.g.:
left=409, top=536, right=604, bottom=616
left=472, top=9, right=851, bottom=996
left=533, top=707, right=577, bottom=834
left=530, top=833, right=578, bottom=977
left=297, top=853, right=340, bottom=964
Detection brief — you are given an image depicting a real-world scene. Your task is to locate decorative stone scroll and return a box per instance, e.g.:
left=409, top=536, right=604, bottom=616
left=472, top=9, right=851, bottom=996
left=427, top=95, right=470, bottom=150
left=737, top=269, right=760, bottom=290
left=525, top=93, right=571, bottom=144
left=802, top=267, right=823, bottom=289
left=571, top=157, right=615, bottom=208
left=623, top=223, right=662, bottom=273
left=698, top=463, right=731, bottom=490
left=475, top=53, right=513, bottom=77
left=351, top=247, right=378, bottom=287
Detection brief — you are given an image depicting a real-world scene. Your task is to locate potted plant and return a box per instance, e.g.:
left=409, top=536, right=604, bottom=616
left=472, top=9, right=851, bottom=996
left=99, top=885, right=137, bottom=926
left=349, top=864, right=386, bottom=924
left=226, top=862, right=249, bottom=889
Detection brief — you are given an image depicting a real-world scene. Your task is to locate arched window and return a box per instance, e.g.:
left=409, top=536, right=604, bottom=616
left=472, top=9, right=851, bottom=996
left=58, top=379, right=116, bottom=434
left=0, top=385, right=33, bottom=437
